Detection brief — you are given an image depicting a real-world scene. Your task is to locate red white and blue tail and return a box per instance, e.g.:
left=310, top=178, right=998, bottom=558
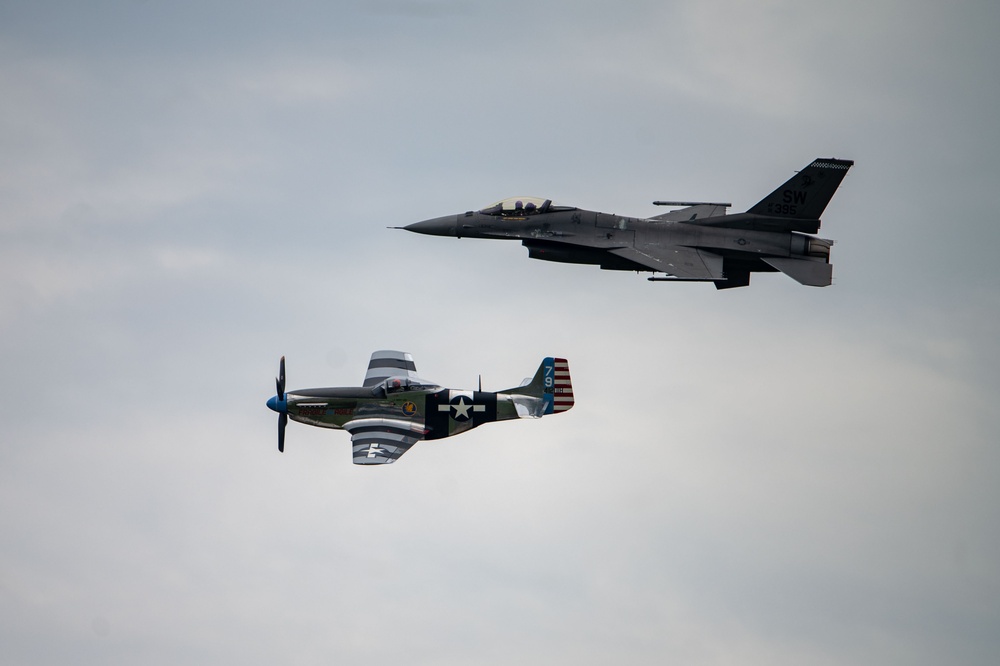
left=545, top=357, right=574, bottom=414
left=506, top=357, right=574, bottom=415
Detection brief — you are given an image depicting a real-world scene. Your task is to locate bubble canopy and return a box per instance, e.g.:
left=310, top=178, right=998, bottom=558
left=478, top=196, right=575, bottom=216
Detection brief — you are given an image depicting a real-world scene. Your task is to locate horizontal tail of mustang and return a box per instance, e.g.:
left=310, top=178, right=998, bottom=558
left=504, top=357, right=574, bottom=416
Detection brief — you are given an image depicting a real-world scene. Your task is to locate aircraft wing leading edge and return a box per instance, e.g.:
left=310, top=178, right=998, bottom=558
left=345, top=418, right=426, bottom=465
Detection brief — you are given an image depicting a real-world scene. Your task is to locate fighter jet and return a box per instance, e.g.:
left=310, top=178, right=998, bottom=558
left=403, top=157, right=853, bottom=289
left=265, top=351, right=573, bottom=464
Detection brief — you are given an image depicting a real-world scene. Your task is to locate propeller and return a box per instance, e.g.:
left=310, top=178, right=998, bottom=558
left=275, top=356, right=287, bottom=453
left=276, top=355, right=285, bottom=399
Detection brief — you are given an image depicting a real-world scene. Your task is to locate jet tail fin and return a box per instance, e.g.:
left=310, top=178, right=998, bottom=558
left=505, top=357, right=574, bottom=416
left=677, top=158, right=853, bottom=234
left=746, top=157, right=854, bottom=222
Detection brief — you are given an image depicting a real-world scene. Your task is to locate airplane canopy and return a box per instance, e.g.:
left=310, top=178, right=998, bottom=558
left=377, top=376, right=439, bottom=396
left=478, top=197, right=575, bottom=216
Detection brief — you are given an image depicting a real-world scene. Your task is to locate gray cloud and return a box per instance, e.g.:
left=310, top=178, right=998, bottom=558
left=2, top=0, right=999, bottom=664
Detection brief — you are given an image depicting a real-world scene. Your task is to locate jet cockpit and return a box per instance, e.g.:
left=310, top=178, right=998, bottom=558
left=478, top=196, right=575, bottom=217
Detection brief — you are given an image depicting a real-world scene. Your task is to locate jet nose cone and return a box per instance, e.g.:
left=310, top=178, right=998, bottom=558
left=266, top=395, right=286, bottom=413
left=403, top=215, right=459, bottom=237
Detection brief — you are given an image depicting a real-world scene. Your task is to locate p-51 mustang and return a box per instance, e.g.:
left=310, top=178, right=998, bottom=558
left=403, top=157, right=853, bottom=289
left=265, top=351, right=573, bottom=464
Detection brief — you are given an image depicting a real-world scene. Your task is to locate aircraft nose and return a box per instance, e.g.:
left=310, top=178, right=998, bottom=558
left=266, top=395, right=286, bottom=413
left=403, top=215, right=459, bottom=237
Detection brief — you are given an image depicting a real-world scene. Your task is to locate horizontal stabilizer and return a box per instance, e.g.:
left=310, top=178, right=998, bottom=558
left=761, top=257, right=833, bottom=287
left=512, top=395, right=545, bottom=419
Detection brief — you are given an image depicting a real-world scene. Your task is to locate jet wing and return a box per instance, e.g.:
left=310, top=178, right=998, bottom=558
left=344, top=417, right=426, bottom=465
left=609, top=245, right=724, bottom=280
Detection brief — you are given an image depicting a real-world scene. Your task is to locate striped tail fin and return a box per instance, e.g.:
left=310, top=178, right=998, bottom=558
left=546, top=357, right=574, bottom=414
left=505, top=357, right=574, bottom=415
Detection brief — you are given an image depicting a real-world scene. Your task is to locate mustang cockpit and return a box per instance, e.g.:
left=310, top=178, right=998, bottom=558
left=478, top=197, right=575, bottom=217
left=374, top=377, right=439, bottom=397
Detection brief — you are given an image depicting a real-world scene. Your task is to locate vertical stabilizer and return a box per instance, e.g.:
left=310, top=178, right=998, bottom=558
left=747, top=158, right=854, bottom=223
left=506, top=357, right=574, bottom=415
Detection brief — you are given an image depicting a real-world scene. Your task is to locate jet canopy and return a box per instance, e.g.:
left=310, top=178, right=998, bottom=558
left=478, top=196, right=574, bottom=217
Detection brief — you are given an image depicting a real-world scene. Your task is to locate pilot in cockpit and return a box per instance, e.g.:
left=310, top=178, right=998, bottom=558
left=511, top=200, right=539, bottom=216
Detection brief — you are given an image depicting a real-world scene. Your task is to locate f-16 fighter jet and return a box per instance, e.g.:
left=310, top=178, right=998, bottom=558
left=266, top=351, right=573, bottom=464
left=403, top=158, right=853, bottom=289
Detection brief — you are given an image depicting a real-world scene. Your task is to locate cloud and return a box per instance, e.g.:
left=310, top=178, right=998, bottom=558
left=2, top=1, right=1000, bottom=664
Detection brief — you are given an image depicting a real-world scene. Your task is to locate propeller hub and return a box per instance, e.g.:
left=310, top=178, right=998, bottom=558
left=266, top=395, right=287, bottom=413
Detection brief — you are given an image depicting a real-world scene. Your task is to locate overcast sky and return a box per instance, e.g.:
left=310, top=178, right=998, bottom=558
left=2, top=1, right=999, bottom=664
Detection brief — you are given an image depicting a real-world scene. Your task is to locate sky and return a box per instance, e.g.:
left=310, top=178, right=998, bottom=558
left=2, top=0, right=999, bottom=664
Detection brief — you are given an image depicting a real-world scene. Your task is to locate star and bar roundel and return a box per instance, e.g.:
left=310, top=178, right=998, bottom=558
left=423, top=389, right=498, bottom=439
left=441, top=394, right=484, bottom=421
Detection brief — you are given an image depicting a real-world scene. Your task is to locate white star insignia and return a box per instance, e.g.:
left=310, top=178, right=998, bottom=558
left=451, top=396, right=473, bottom=419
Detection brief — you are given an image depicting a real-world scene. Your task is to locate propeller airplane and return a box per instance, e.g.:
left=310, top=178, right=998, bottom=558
left=266, top=351, right=573, bottom=464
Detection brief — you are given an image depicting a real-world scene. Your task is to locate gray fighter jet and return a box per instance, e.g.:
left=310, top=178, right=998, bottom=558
left=403, top=158, right=853, bottom=289
left=266, top=351, right=573, bottom=464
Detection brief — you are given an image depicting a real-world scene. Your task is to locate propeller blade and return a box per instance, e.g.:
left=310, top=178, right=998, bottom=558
left=276, top=355, right=287, bottom=452
left=278, top=413, right=287, bottom=453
